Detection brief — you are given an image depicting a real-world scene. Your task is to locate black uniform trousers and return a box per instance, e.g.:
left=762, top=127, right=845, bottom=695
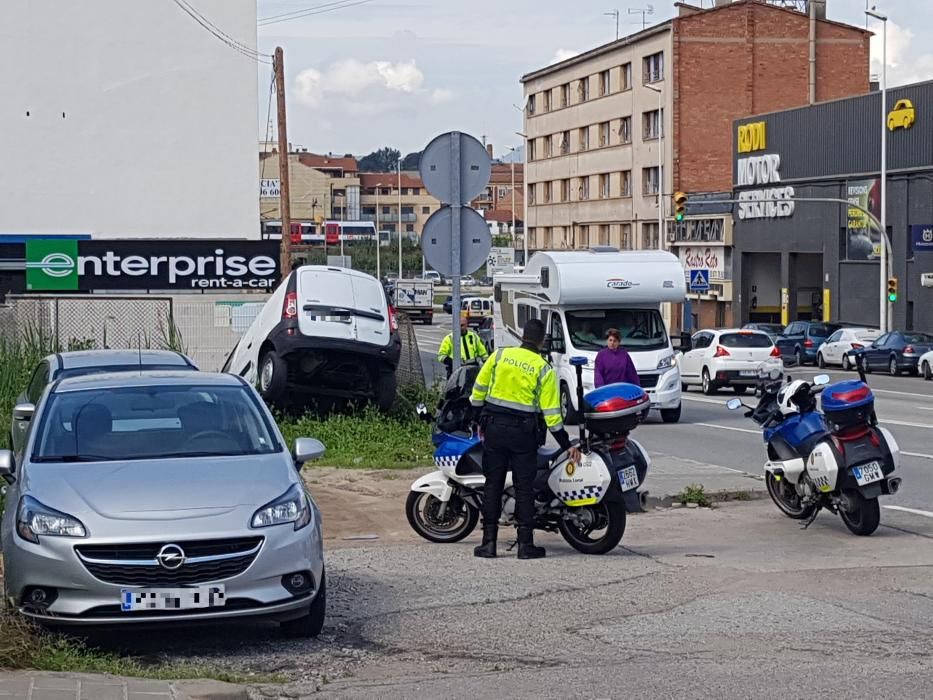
left=481, top=410, right=540, bottom=530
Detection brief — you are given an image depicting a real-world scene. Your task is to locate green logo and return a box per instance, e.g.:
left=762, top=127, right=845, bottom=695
left=25, top=239, right=79, bottom=291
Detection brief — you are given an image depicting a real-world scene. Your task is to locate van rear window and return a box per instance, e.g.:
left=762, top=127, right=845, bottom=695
left=719, top=333, right=772, bottom=348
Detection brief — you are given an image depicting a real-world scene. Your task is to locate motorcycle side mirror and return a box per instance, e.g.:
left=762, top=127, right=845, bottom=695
left=813, top=374, right=830, bottom=386
left=726, top=398, right=743, bottom=411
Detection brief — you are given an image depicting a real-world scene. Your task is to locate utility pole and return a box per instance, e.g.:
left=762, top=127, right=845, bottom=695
left=274, top=47, right=292, bottom=280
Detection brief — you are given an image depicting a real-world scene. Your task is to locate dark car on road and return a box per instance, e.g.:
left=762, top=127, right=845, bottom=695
left=742, top=322, right=784, bottom=341
left=846, top=330, right=933, bottom=376
left=775, top=321, right=842, bottom=366
left=442, top=295, right=453, bottom=314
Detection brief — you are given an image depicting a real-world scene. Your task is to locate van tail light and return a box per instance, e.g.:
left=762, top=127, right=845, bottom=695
left=770, top=345, right=781, bottom=357
left=283, top=291, right=298, bottom=320
left=388, top=305, right=399, bottom=332
left=804, top=338, right=814, bottom=348
left=713, top=345, right=730, bottom=358
left=850, top=342, right=864, bottom=350
left=904, top=345, right=916, bottom=355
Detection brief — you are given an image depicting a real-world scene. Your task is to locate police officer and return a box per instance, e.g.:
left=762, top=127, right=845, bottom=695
left=437, top=315, right=488, bottom=378
left=470, top=319, right=581, bottom=559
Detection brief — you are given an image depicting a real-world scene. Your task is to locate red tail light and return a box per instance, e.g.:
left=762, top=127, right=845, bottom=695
left=850, top=342, right=863, bottom=350
left=804, top=338, right=814, bottom=348
left=770, top=345, right=781, bottom=357
left=388, top=305, right=399, bottom=332
left=904, top=345, right=915, bottom=355
left=283, top=291, right=297, bottom=320
left=713, top=345, right=730, bottom=358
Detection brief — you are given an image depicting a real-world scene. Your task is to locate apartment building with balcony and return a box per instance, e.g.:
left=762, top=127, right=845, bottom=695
left=358, top=173, right=441, bottom=236
left=521, top=0, right=869, bottom=329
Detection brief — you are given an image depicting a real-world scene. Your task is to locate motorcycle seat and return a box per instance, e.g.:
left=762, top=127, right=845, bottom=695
left=536, top=446, right=562, bottom=469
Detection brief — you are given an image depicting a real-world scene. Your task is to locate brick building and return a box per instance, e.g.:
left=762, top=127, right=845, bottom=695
left=522, top=0, right=869, bottom=330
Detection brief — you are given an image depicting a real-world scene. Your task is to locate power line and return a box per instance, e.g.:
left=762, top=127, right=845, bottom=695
left=259, top=0, right=368, bottom=23
left=258, top=0, right=375, bottom=27
left=171, top=0, right=272, bottom=63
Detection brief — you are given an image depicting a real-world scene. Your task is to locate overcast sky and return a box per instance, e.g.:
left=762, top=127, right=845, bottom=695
left=255, top=0, right=933, bottom=157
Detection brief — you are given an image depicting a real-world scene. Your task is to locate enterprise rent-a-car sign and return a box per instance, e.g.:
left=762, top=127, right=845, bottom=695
left=25, top=239, right=279, bottom=292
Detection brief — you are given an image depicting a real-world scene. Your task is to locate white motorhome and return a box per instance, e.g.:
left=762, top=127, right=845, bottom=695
left=493, top=248, right=687, bottom=423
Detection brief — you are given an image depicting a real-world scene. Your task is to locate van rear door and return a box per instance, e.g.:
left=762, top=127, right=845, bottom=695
left=296, top=268, right=389, bottom=345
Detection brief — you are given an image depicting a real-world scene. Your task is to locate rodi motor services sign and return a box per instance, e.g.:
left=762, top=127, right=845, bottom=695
left=25, top=239, right=280, bottom=292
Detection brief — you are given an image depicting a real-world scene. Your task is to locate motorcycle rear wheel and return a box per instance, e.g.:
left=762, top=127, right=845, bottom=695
left=557, top=500, right=626, bottom=555
left=405, top=491, right=479, bottom=543
left=839, top=490, right=881, bottom=536
left=766, top=473, right=817, bottom=520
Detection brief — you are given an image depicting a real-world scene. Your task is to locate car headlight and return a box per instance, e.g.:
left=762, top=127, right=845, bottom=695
left=17, top=496, right=87, bottom=543
left=251, top=484, right=312, bottom=530
left=657, top=354, right=675, bottom=370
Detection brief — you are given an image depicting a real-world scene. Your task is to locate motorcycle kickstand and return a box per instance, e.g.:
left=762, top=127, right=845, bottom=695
left=800, top=504, right=822, bottom=530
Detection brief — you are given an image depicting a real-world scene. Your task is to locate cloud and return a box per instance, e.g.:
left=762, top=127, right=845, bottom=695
left=549, top=48, right=579, bottom=65
left=869, top=19, right=933, bottom=86
left=294, top=59, right=424, bottom=108
left=429, top=88, right=455, bottom=104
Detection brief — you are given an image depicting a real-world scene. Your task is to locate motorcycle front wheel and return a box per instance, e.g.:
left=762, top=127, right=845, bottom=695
left=766, top=473, right=817, bottom=520
left=839, top=490, right=881, bottom=536
left=405, top=491, right=479, bottom=543
left=557, top=500, right=626, bottom=554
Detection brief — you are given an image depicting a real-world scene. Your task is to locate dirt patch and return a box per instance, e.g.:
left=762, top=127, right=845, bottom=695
left=303, top=466, right=430, bottom=546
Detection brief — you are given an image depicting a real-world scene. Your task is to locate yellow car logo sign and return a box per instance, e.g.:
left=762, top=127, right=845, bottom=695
left=565, top=462, right=576, bottom=477
left=887, top=99, right=915, bottom=131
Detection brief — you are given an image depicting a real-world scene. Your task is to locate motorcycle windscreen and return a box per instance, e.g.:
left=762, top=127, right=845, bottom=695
left=548, top=452, right=612, bottom=506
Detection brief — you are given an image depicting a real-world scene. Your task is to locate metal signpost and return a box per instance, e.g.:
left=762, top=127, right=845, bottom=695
left=420, top=132, right=491, bottom=373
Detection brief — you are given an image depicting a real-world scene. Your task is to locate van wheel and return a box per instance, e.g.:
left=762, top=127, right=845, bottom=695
left=374, top=371, right=397, bottom=412
left=660, top=404, right=681, bottom=423
left=842, top=355, right=852, bottom=371
left=817, top=352, right=825, bottom=369
left=923, top=361, right=932, bottom=381
left=258, top=350, right=287, bottom=402
left=560, top=383, right=579, bottom=425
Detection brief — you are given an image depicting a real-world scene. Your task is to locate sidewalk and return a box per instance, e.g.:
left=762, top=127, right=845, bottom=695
left=641, top=452, right=767, bottom=507
left=0, top=672, right=247, bottom=700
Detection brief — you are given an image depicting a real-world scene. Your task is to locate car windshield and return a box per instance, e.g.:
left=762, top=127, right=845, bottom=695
left=566, top=308, right=669, bottom=351
left=809, top=324, right=840, bottom=338
left=56, top=364, right=191, bottom=380
left=720, top=332, right=772, bottom=348
left=904, top=332, right=933, bottom=344
left=33, top=384, right=280, bottom=462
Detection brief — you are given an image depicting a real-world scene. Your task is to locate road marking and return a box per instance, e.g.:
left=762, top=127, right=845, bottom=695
left=883, top=505, right=933, bottom=519
left=880, top=419, right=933, bottom=430
left=695, top=422, right=760, bottom=435
left=681, top=395, right=732, bottom=406
left=902, top=451, right=933, bottom=461
left=871, top=387, right=933, bottom=399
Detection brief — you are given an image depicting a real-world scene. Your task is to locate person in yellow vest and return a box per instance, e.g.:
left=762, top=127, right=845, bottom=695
left=469, top=319, right=581, bottom=560
left=437, top=315, right=488, bottom=378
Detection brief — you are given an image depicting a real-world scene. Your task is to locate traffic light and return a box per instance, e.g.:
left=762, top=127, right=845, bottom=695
left=673, top=191, right=687, bottom=221
left=887, top=277, right=898, bottom=303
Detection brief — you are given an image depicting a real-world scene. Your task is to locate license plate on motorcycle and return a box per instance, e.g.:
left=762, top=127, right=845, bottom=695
left=120, top=585, right=225, bottom=612
left=617, top=466, right=639, bottom=492
left=852, top=461, right=883, bottom=486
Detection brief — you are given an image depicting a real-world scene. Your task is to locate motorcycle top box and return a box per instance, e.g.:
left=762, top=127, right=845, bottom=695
left=582, top=383, right=649, bottom=437
left=821, top=380, right=876, bottom=433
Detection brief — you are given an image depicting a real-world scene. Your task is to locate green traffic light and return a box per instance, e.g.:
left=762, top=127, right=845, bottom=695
left=888, top=293, right=897, bottom=302
left=675, top=212, right=684, bottom=222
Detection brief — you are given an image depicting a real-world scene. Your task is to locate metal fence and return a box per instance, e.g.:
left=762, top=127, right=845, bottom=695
left=0, top=294, right=425, bottom=388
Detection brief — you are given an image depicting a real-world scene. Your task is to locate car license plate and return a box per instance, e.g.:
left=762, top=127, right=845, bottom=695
left=852, top=461, right=883, bottom=486
left=617, top=466, right=639, bottom=492
left=740, top=370, right=757, bottom=377
left=120, top=585, right=226, bottom=612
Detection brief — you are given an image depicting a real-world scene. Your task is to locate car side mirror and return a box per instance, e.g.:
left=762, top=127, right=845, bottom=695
left=0, top=449, right=15, bottom=483
left=294, top=438, right=326, bottom=466
left=12, top=403, right=35, bottom=422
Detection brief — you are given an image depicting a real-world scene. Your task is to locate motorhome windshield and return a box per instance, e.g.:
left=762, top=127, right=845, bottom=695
left=566, top=309, right=669, bottom=351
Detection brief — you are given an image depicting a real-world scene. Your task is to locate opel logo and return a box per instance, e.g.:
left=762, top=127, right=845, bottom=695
left=156, top=544, right=186, bottom=571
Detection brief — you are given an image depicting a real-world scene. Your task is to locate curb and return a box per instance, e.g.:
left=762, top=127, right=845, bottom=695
left=643, top=487, right=769, bottom=510
left=173, top=680, right=249, bottom=700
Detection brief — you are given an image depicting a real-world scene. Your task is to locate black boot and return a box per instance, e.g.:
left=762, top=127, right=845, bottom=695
left=474, top=525, right=497, bottom=558
left=516, top=527, right=545, bottom=560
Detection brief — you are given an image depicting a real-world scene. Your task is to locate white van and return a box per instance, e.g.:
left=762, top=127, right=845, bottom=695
left=460, top=296, right=493, bottom=326
left=223, top=265, right=401, bottom=410
left=493, top=248, right=687, bottom=423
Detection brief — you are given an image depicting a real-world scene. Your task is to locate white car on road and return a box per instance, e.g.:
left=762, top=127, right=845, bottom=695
left=680, top=328, right=781, bottom=395
left=816, top=327, right=882, bottom=370
left=919, top=349, right=933, bottom=380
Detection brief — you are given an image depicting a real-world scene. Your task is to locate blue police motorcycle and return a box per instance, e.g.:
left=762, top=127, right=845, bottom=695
left=406, top=358, right=651, bottom=554
left=728, top=359, right=902, bottom=535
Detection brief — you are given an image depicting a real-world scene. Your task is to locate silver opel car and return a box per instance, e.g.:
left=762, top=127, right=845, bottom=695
left=0, top=371, right=326, bottom=637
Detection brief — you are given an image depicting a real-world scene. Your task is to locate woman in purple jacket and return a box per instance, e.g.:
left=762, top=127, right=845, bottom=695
left=594, top=328, right=640, bottom=387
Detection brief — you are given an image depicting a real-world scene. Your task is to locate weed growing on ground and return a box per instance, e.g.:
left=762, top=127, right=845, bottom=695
left=679, top=483, right=713, bottom=508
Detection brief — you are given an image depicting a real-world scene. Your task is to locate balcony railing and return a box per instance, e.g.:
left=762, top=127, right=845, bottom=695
left=360, top=212, right=417, bottom=223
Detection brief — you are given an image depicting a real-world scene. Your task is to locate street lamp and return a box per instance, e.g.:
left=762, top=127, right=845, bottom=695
left=866, top=7, right=890, bottom=331
left=374, top=184, right=384, bottom=281
left=397, top=158, right=403, bottom=280
left=514, top=102, right=530, bottom=265
left=645, top=82, right=663, bottom=250
left=507, top=146, right=517, bottom=244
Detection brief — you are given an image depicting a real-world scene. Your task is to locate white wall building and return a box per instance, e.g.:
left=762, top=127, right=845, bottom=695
left=0, top=0, right=259, bottom=239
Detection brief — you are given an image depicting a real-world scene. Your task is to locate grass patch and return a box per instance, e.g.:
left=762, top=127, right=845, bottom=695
left=0, top=610, right=282, bottom=683
left=678, top=483, right=713, bottom=508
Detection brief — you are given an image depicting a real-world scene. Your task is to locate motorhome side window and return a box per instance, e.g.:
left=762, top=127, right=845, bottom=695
left=550, top=314, right=566, bottom=352
left=517, top=302, right=538, bottom=327
left=565, top=308, right=669, bottom=351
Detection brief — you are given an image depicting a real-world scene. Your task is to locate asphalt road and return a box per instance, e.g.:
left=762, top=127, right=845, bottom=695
left=416, top=316, right=933, bottom=522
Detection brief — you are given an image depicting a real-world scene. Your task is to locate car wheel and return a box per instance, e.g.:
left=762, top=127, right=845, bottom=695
left=281, top=569, right=326, bottom=638
left=258, top=349, right=288, bottom=402
left=889, top=357, right=900, bottom=377
left=842, top=355, right=851, bottom=371
left=374, top=371, right=397, bottom=412
left=817, top=352, right=825, bottom=369
left=660, top=404, right=681, bottom=423
left=701, top=368, right=716, bottom=395
left=560, top=383, right=579, bottom=425
left=795, top=349, right=803, bottom=367
left=923, top=361, right=932, bottom=381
